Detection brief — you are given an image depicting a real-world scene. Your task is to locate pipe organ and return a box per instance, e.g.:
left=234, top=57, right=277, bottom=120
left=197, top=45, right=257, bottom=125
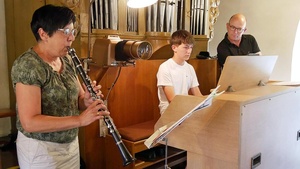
left=89, top=0, right=212, bottom=35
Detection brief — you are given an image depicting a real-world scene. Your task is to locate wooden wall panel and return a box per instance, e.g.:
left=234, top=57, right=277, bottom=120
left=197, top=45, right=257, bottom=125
left=92, top=60, right=164, bottom=127
left=5, top=0, right=45, bottom=109
left=188, top=58, right=220, bottom=95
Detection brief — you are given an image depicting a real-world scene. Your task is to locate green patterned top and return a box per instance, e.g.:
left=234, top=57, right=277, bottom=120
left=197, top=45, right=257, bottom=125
left=11, top=48, right=80, bottom=143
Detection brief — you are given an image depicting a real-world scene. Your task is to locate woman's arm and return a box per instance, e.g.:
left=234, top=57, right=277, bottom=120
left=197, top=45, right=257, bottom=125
left=16, top=83, right=107, bottom=133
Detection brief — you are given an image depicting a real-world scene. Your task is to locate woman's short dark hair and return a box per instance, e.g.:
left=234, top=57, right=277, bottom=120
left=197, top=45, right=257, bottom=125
left=170, top=30, right=195, bottom=46
left=31, top=4, right=76, bottom=41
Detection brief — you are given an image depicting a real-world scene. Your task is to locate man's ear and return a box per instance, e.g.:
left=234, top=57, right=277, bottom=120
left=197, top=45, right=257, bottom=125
left=226, top=23, right=230, bottom=31
left=37, top=28, right=49, bottom=40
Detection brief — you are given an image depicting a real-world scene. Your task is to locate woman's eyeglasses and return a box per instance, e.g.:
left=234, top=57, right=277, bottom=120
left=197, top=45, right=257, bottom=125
left=57, top=28, right=78, bottom=37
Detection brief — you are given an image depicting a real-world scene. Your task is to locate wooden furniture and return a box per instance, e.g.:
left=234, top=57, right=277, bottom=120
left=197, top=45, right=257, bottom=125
left=188, top=59, right=221, bottom=94
left=0, top=109, right=16, bottom=135
left=0, top=109, right=15, bottom=119
left=0, top=109, right=16, bottom=136
left=0, top=109, right=16, bottom=153
left=85, top=58, right=219, bottom=168
left=105, top=133, right=187, bottom=169
left=104, top=120, right=187, bottom=169
left=155, top=85, right=300, bottom=169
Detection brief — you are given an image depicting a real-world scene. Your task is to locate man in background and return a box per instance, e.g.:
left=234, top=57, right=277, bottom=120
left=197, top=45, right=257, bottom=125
left=217, top=13, right=262, bottom=68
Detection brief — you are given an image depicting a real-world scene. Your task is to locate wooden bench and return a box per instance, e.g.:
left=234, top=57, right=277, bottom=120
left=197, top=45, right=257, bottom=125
left=0, top=109, right=16, bottom=151
left=0, top=109, right=16, bottom=119
left=105, top=120, right=186, bottom=169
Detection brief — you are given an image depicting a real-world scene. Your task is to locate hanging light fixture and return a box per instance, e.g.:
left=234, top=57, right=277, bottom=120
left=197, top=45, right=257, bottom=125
left=127, top=0, right=158, bottom=8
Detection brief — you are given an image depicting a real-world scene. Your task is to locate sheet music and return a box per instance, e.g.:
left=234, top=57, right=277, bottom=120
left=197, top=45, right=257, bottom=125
left=144, top=85, right=224, bottom=148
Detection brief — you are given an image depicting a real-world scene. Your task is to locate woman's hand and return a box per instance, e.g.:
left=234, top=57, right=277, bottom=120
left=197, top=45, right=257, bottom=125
left=78, top=99, right=110, bottom=127
left=83, top=80, right=104, bottom=107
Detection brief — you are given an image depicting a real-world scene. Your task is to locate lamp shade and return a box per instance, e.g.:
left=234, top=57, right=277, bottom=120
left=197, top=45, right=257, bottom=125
left=127, top=0, right=158, bottom=8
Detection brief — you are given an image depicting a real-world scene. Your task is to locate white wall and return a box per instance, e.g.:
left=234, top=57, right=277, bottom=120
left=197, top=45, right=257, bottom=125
left=209, top=0, right=300, bottom=81
left=0, top=0, right=12, bottom=136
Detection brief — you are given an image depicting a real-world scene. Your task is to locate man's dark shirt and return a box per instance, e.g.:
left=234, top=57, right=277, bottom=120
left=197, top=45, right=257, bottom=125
left=217, top=33, right=260, bottom=67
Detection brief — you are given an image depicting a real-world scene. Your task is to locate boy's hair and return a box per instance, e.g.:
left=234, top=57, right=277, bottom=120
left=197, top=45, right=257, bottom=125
left=31, top=4, right=76, bottom=41
left=170, top=30, right=195, bottom=46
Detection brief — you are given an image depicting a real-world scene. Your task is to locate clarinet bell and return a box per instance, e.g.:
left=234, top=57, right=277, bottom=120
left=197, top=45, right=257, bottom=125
left=113, top=135, right=135, bottom=166
left=118, top=143, right=135, bottom=166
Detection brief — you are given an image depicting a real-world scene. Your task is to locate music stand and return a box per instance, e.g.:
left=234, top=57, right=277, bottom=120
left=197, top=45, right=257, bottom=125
left=144, top=86, right=223, bottom=168
left=217, top=55, right=278, bottom=92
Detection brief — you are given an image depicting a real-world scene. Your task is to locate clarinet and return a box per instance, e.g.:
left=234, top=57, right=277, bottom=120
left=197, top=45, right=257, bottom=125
left=67, top=47, right=135, bottom=166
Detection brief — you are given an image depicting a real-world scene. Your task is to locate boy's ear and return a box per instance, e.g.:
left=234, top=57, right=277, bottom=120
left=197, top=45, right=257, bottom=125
left=171, top=44, right=177, bottom=52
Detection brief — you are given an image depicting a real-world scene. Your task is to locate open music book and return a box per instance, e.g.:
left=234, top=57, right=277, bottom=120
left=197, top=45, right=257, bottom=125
left=144, top=85, right=224, bottom=149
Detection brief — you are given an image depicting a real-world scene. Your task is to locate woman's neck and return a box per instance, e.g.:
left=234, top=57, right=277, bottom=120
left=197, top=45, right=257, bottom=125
left=33, top=45, right=62, bottom=72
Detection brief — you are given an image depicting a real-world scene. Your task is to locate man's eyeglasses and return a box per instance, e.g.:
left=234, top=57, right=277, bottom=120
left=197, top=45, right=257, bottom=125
left=57, top=28, right=78, bottom=37
left=228, top=24, right=245, bottom=33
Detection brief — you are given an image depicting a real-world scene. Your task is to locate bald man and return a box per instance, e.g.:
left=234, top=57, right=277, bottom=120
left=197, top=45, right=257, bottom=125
left=217, top=13, right=262, bottom=67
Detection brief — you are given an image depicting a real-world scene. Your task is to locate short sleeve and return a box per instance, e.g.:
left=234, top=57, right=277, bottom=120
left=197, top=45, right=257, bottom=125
left=157, top=62, right=173, bottom=87
left=11, top=51, right=48, bottom=89
left=189, top=64, right=199, bottom=88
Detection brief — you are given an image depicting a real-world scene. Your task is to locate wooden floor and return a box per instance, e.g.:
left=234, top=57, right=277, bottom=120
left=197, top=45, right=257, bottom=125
left=0, top=135, right=18, bottom=169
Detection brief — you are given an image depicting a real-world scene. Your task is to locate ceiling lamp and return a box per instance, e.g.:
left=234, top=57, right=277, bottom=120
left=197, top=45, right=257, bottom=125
left=127, top=0, right=158, bottom=8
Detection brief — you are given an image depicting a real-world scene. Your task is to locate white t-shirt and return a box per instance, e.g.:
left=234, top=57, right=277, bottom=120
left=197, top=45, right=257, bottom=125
left=157, top=58, right=199, bottom=114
